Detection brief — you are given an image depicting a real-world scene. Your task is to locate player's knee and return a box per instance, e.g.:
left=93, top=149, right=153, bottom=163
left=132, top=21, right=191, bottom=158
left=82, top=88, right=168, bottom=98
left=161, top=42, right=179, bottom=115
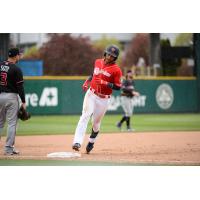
left=7, top=123, right=17, bottom=129
left=126, top=112, right=132, bottom=117
left=92, top=124, right=100, bottom=132
left=79, top=114, right=91, bottom=123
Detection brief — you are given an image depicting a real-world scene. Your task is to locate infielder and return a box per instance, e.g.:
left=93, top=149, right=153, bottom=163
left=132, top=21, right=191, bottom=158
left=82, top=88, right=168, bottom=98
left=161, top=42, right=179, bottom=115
left=72, top=45, right=122, bottom=153
left=117, top=70, right=140, bottom=131
left=0, top=47, right=26, bottom=155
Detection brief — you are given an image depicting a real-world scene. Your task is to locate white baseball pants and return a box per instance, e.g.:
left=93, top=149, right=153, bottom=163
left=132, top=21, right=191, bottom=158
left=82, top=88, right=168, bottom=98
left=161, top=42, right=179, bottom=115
left=73, top=89, right=109, bottom=145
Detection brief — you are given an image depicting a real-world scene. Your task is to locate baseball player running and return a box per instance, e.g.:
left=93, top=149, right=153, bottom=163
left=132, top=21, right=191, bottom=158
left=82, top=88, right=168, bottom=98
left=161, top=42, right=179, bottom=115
left=0, top=47, right=26, bottom=155
left=117, top=70, right=140, bottom=131
left=72, top=45, right=122, bottom=153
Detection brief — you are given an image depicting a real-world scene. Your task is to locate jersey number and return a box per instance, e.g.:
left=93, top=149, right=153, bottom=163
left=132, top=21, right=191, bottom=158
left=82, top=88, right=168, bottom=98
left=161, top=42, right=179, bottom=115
left=0, top=72, right=7, bottom=86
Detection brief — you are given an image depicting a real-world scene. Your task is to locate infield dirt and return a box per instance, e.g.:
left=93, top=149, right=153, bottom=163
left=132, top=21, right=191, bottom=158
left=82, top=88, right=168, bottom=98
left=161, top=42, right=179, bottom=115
left=0, top=131, right=200, bottom=165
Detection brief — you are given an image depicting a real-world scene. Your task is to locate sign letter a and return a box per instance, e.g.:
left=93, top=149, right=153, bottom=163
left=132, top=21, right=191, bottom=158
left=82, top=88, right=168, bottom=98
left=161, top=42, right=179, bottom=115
left=39, top=87, right=58, bottom=106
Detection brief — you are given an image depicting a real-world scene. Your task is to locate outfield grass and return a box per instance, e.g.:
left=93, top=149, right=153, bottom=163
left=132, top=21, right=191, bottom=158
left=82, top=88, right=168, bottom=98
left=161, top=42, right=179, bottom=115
left=1, top=114, right=200, bottom=136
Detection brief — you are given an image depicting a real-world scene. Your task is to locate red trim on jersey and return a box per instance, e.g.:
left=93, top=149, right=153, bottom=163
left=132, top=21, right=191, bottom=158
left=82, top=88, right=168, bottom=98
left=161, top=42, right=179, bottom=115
left=4, top=60, right=15, bottom=65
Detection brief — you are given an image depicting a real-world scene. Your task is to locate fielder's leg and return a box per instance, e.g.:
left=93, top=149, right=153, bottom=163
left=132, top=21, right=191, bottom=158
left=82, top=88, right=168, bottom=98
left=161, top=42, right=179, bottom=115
left=126, top=97, right=134, bottom=131
left=123, top=97, right=134, bottom=131
left=117, top=115, right=127, bottom=129
left=0, top=94, right=6, bottom=141
left=126, top=116, right=131, bottom=130
left=121, top=96, right=130, bottom=131
left=4, top=94, right=19, bottom=155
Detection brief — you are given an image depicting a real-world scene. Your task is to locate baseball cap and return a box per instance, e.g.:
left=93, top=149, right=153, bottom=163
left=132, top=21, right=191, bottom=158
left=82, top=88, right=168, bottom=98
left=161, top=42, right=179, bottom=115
left=127, top=70, right=133, bottom=75
left=8, top=47, right=22, bottom=57
left=126, top=70, right=133, bottom=78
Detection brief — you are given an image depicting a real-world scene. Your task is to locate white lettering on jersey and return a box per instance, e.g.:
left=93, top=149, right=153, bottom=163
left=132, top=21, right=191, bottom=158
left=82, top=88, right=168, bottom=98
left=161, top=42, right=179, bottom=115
left=0, top=65, right=10, bottom=72
left=94, top=67, right=111, bottom=77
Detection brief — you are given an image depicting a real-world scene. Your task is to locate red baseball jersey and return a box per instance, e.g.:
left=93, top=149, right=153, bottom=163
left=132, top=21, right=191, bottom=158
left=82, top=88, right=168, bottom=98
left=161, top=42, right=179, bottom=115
left=90, top=59, right=122, bottom=95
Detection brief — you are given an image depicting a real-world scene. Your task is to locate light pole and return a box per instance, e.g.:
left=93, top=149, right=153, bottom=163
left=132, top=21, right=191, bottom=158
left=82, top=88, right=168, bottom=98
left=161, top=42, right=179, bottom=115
left=149, top=33, right=162, bottom=75
left=0, top=33, right=9, bottom=61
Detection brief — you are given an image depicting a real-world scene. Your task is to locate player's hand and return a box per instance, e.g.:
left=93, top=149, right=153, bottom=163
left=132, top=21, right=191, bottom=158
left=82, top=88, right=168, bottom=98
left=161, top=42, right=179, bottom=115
left=82, top=80, right=89, bottom=92
left=132, top=91, right=140, bottom=97
left=95, top=77, right=108, bottom=85
left=21, top=103, right=26, bottom=110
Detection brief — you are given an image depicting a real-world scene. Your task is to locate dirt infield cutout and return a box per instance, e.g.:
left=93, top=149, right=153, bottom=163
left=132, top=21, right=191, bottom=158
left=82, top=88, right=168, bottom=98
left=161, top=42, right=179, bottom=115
left=0, top=131, right=200, bottom=165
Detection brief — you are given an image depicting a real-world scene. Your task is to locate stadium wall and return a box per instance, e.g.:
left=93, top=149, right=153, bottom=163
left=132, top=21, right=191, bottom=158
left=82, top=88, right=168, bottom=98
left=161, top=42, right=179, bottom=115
left=24, top=77, right=198, bottom=115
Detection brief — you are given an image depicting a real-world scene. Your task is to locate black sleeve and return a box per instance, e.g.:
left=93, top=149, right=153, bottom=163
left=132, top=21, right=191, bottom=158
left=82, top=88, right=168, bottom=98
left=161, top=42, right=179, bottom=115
left=16, top=67, right=25, bottom=103
left=15, top=67, right=24, bottom=83
left=107, top=83, right=121, bottom=90
left=17, top=83, right=25, bottom=103
left=87, top=74, right=93, bottom=81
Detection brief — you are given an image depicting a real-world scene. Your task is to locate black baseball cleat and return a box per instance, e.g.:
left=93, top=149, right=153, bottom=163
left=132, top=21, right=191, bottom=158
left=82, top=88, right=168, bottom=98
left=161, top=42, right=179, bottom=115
left=86, top=142, right=94, bottom=154
left=72, top=143, right=81, bottom=151
left=116, top=122, right=121, bottom=130
left=4, top=148, right=20, bottom=156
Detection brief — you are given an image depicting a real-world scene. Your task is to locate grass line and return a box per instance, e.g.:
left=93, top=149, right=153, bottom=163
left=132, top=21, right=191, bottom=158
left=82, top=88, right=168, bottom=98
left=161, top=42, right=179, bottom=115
left=0, top=159, right=199, bottom=166
left=1, top=114, right=200, bottom=136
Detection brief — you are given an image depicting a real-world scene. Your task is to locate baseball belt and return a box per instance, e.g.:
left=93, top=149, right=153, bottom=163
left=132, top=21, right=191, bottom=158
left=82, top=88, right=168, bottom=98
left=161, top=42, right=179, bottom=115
left=90, top=88, right=110, bottom=99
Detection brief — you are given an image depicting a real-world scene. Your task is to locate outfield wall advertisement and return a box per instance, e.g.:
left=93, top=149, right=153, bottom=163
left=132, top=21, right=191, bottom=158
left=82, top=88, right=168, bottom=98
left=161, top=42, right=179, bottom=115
left=24, top=78, right=198, bottom=115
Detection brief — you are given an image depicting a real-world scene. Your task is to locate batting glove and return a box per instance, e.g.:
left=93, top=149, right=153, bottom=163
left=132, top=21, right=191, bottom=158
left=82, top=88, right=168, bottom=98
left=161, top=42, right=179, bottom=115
left=82, top=80, right=90, bottom=92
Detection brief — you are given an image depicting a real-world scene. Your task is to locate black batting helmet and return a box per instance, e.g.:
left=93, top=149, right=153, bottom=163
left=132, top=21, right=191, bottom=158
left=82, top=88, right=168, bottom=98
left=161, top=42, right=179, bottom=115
left=104, top=45, right=120, bottom=60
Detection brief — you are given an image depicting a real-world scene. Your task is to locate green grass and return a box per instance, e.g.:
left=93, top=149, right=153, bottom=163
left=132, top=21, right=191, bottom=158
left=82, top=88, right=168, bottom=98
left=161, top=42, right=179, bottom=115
left=1, top=113, right=200, bottom=136
left=1, top=114, right=200, bottom=166
left=0, top=159, right=136, bottom=166
left=0, top=159, right=198, bottom=166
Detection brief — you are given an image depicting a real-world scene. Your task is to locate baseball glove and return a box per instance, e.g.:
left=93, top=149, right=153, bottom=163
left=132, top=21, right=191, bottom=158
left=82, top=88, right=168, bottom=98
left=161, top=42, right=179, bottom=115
left=121, top=91, right=134, bottom=98
left=18, top=106, right=31, bottom=121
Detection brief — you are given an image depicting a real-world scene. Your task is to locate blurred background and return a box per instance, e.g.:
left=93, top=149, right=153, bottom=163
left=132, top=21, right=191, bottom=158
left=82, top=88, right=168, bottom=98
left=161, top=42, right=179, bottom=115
left=0, top=33, right=200, bottom=116
left=0, top=33, right=197, bottom=76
